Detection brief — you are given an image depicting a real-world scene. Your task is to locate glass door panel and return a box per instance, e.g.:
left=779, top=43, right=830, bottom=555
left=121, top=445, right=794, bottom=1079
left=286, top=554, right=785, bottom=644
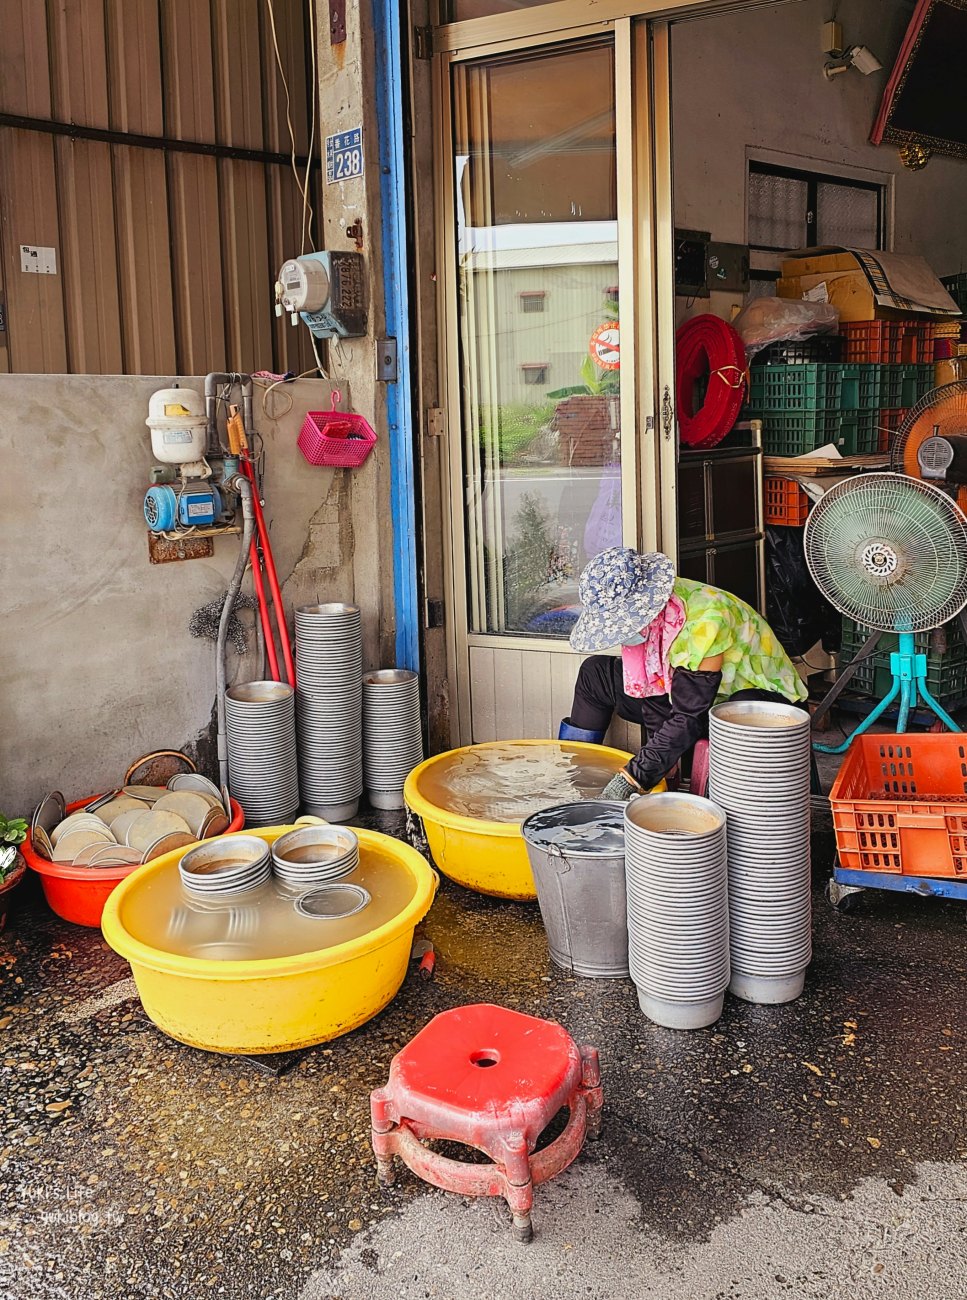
left=445, top=0, right=556, bottom=21
left=452, top=41, right=622, bottom=639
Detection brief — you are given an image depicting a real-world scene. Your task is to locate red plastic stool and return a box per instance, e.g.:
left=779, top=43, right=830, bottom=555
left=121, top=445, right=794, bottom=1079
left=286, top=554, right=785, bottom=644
left=690, top=739, right=710, bottom=797
left=370, top=1003, right=603, bottom=1241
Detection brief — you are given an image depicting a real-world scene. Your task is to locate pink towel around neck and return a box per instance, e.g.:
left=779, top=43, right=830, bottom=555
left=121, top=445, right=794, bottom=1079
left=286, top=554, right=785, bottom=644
left=621, top=595, right=686, bottom=698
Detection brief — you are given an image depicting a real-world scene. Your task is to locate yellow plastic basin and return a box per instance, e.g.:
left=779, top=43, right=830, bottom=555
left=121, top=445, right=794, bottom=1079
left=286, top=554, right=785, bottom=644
left=101, top=826, right=437, bottom=1054
left=404, top=740, right=660, bottom=902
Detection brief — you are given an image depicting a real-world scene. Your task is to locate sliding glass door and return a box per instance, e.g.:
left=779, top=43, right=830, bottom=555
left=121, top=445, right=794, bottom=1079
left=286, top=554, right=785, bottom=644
left=437, top=19, right=675, bottom=742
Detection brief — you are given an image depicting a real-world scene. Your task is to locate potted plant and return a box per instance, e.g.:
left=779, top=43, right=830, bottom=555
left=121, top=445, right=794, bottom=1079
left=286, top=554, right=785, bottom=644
left=547, top=292, right=622, bottom=468
left=0, top=814, right=28, bottom=932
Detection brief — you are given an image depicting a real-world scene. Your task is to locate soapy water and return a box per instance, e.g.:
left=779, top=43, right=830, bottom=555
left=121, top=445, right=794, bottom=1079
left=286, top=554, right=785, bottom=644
left=539, top=822, right=627, bottom=854
left=524, top=804, right=627, bottom=856
left=418, top=743, right=627, bottom=824
left=119, top=839, right=416, bottom=961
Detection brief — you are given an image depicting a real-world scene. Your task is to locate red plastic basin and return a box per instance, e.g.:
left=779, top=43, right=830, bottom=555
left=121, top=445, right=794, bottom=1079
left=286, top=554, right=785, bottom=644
left=22, top=794, right=245, bottom=927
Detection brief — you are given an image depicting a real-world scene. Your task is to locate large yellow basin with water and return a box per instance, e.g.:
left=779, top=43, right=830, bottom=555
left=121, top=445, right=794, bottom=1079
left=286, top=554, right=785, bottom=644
left=101, top=826, right=437, bottom=1054
left=404, top=740, right=652, bottom=902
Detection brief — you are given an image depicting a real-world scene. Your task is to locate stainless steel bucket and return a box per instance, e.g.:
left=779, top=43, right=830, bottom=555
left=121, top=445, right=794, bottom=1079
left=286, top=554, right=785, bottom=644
left=521, top=800, right=629, bottom=979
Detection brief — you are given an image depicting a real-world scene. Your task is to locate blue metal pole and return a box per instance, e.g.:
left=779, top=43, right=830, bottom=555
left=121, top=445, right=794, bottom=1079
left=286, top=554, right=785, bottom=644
left=814, top=673, right=902, bottom=754
left=373, top=0, right=420, bottom=672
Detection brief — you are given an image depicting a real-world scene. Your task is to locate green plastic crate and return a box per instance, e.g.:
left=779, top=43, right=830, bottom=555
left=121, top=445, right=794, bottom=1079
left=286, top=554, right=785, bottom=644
left=746, top=362, right=882, bottom=416
left=879, top=363, right=935, bottom=408
left=838, top=410, right=879, bottom=455
left=760, top=409, right=878, bottom=457
left=760, top=410, right=848, bottom=456
left=747, top=363, right=844, bottom=411
left=838, top=364, right=882, bottom=411
left=841, top=616, right=967, bottom=702
left=838, top=618, right=879, bottom=694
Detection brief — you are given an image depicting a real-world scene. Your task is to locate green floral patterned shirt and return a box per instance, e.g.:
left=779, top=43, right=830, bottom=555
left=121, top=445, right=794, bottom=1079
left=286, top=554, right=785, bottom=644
left=667, top=578, right=808, bottom=704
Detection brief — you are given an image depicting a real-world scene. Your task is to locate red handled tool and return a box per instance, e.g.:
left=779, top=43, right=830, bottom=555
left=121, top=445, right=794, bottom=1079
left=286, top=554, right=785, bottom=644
left=227, top=405, right=296, bottom=689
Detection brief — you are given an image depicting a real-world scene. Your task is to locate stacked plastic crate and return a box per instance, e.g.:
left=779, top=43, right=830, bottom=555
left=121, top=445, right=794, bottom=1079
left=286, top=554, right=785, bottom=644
left=941, top=273, right=967, bottom=315
left=840, top=616, right=967, bottom=706
left=840, top=321, right=937, bottom=452
left=744, top=357, right=883, bottom=457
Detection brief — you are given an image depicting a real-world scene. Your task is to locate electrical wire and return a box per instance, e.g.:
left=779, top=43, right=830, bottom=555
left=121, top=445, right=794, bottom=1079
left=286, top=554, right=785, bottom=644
left=310, top=333, right=328, bottom=379
left=303, top=0, right=318, bottom=253
left=264, top=0, right=314, bottom=246
left=253, top=366, right=323, bottom=421
left=160, top=524, right=241, bottom=540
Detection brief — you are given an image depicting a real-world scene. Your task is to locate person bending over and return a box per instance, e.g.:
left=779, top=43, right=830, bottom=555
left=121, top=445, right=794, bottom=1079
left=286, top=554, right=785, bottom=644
left=560, top=547, right=807, bottom=801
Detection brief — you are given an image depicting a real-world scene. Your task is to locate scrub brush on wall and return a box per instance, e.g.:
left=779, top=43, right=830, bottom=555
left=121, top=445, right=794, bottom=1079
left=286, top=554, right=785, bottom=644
left=189, top=592, right=258, bottom=654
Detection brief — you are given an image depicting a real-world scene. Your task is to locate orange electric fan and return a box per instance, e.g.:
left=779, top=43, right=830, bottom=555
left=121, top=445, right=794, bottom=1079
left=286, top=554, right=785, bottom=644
left=891, top=381, right=967, bottom=512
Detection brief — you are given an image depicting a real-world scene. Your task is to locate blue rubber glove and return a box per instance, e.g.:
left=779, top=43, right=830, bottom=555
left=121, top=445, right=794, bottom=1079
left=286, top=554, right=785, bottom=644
left=600, top=770, right=642, bottom=802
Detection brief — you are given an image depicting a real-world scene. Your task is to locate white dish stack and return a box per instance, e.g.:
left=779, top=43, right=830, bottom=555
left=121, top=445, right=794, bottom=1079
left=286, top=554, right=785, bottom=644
left=295, top=603, right=363, bottom=822
left=225, top=682, right=299, bottom=827
left=624, top=793, right=730, bottom=1030
left=362, top=669, right=424, bottom=810
left=709, top=700, right=812, bottom=1005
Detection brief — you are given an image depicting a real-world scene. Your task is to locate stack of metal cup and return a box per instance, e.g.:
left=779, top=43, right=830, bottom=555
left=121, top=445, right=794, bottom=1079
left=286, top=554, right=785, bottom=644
left=177, top=835, right=272, bottom=895
left=362, top=669, right=424, bottom=810
left=295, top=603, right=363, bottom=821
left=624, top=793, right=730, bottom=1030
left=709, top=699, right=812, bottom=1005
left=225, top=682, right=299, bottom=826
left=271, top=825, right=360, bottom=888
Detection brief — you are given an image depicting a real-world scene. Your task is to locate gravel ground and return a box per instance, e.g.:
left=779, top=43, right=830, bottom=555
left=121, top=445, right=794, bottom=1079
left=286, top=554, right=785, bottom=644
left=0, top=806, right=965, bottom=1299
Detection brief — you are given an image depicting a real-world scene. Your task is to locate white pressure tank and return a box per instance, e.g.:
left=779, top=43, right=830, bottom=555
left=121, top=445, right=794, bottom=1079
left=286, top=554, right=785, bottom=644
left=146, top=386, right=207, bottom=465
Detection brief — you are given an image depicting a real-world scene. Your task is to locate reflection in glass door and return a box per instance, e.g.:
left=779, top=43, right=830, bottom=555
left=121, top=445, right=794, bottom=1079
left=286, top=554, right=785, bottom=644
left=452, top=42, right=623, bottom=641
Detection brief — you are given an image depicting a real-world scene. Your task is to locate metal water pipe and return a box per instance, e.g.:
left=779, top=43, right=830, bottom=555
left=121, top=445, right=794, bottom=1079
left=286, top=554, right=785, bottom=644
left=216, top=475, right=255, bottom=789
left=204, top=372, right=254, bottom=453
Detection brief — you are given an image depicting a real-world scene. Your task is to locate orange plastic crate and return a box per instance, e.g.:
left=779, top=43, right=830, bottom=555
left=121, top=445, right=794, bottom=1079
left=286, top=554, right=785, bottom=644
left=875, top=407, right=909, bottom=453
left=841, top=321, right=936, bottom=364
left=829, top=734, right=967, bottom=878
left=764, top=476, right=810, bottom=526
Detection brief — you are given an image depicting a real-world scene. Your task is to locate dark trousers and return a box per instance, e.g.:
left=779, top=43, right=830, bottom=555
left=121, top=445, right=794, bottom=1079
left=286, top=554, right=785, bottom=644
left=570, top=654, right=808, bottom=752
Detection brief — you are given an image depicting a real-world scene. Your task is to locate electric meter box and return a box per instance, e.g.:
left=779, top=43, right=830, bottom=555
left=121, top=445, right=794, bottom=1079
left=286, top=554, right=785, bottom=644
left=277, top=251, right=366, bottom=339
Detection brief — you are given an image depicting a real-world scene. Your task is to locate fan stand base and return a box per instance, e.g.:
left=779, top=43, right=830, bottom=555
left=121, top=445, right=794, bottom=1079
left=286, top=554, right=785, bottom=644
left=814, top=633, right=961, bottom=755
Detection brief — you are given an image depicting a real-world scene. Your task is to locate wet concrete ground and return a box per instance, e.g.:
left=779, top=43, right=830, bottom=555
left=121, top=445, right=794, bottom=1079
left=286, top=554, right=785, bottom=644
left=0, top=802, right=965, bottom=1299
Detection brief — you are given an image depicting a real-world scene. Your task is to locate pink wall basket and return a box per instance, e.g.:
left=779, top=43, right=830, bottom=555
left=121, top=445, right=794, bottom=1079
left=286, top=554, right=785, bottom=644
left=298, top=391, right=377, bottom=468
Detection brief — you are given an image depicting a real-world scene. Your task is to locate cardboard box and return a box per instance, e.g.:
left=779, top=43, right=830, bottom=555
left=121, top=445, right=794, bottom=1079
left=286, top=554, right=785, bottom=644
left=777, top=271, right=893, bottom=321
left=780, top=251, right=858, bottom=277
left=776, top=246, right=959, bottom=322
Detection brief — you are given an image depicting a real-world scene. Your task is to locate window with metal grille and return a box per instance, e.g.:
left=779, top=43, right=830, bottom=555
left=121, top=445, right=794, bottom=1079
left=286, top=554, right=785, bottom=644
left=748, top=161, right=885, bottom=254
left=519, top=290, right=546, bottom=313
left=521, top=363, right=549, bottom=384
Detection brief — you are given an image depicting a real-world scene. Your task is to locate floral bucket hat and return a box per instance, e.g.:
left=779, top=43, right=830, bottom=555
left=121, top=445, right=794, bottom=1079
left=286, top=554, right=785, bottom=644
left=569, top=548, right=676, bottom=653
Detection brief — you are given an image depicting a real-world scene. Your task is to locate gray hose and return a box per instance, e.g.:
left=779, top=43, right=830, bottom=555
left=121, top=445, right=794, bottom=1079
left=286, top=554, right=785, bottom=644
left=216, top=476, right=255, bottom=789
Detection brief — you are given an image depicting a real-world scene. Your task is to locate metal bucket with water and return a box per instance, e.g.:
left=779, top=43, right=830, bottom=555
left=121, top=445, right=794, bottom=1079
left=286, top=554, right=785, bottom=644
left=521, top=800, right=629, bottom=979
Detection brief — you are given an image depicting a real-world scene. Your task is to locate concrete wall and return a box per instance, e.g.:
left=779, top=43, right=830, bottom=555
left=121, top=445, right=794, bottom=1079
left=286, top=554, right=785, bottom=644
left=0, top=373, right=390, bottom=816
left=314, top=0, right=397, bottom=674
left=0, top=0, right=411, bottom=816
left=671, top=0, right=967, bottom=318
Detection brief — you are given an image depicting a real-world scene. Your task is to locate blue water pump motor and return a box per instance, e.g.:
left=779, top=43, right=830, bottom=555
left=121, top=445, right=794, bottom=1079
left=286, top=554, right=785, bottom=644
left=144, top=483, right=222, bottom=533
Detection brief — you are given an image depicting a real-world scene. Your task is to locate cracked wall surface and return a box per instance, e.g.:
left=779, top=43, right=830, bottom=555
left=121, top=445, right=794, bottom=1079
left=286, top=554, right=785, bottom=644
left=0, top=372, right=386, bottom=813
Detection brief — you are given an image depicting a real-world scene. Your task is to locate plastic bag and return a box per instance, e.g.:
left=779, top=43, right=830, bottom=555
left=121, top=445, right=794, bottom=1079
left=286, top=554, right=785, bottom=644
left=765, top=525, right=841, bottom=658
left=733, top=298, right=839, bottom=358
left=583, top=465, right=622, bottom=560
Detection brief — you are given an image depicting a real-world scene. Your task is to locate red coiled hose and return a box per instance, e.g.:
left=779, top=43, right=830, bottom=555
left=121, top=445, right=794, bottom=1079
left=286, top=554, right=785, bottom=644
left=676, top=314, right=747, bottom=449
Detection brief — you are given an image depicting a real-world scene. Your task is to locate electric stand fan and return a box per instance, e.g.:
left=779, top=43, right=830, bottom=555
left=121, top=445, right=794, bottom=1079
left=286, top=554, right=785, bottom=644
left=804, top=473, right=967, bottom=754
left=891, top=380, right=967, bottom=510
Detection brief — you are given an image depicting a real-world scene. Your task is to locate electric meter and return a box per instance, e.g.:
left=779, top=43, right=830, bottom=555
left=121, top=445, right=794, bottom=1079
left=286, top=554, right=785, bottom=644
left=274, top=251, right=366, bottom=339
left=277, top=256, right=331, bottom=315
